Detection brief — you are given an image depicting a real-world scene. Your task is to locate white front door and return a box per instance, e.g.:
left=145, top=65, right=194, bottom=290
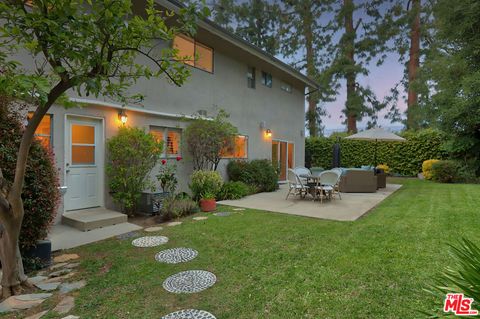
left=65, top=116, right=103, bottom=211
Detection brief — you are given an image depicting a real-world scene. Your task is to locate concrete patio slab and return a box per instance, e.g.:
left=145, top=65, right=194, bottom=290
left=49, top=222, right=142, bottom=251
left=218, top=183, right=402, bottom=221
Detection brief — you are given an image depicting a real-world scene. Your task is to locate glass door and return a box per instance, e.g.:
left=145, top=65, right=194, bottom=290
left=272, top=140, right=294, bottom=181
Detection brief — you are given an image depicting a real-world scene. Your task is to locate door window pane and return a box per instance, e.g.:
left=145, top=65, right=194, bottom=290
left=72, top=124, right=95, bottom=144
left=288, top=143, right=294, bottom=169
left=195, top=42, right=213, bottom=72
left=72, top=145, right=95, bottom=165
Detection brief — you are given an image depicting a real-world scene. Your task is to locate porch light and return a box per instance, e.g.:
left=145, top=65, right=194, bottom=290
left=265, top=129, right=272, bottom=138
left=118, top=109, right=128, bottom=125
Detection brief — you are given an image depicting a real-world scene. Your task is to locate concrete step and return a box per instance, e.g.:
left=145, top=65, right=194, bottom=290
left=62, top=207, right=128, bottom=232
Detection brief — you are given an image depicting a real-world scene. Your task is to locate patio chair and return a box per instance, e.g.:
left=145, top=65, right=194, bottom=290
left=315, top=171, right=341, bottom=202
left=330, top=169, right=343, bottom=200
left=310, top=167, right=324, bottom=176
left=286, top=169, right=309, bottom=200
left=293, top=166, right=311, bottom=183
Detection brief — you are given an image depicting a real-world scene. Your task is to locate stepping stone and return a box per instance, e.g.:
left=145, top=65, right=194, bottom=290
left=167, top=221, right=182, bottom=227
left=131, top=236, right=169, bottom=248
left=44, top=272, right=76, bottom=283
left=161, top=309, right=217, bottom=319
left=25, top=310, right=49, bottom=319
left=54, top=254, right=79, bottom=263
left=59, top=280, right=86, bottom=294
left=213, top=212, right=231, bottom=217
left=117, top=231, right=140, bottom=240
left=61, top=316, right=79, bottom=319
left=29, top=275, right=48, bottom=285
left=232, top=208, right=245, bottom=211
left=51, top=262, right=68, bottom=270
left=163, top=270, right=216, bottom=294
left=35, top=281, right=61, bottom=291
left=49, top=268, right=72, bottom=278
left=192, top=216, right=208, bottom=221
left=65, top=262, right=80, bottom=269
left=53, top=296, right=75, bottom=314
left=155, top=248, right=198, bottom=264
left=144, top=226, right=163, bottom=232
left=0, top=293, right=52, bottom=313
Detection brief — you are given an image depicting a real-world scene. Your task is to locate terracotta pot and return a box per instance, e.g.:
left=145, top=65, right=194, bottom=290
left=199, top=199, right=216, bottom=212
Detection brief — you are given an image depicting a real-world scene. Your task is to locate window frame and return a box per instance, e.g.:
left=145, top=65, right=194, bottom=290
left=247, top=66, right=256, bottom=89
left=221, top=135, right=249, bottom=159
left=150, top=126, right=182, bottom=158
left=261, top=71, right=273, bottom=88
left=173, top=34, right=214, bottom=74
left=27, top=112, right=53, bottom=149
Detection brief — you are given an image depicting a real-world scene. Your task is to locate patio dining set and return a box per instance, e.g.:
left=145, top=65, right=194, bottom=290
left=286, top=167, right=342, bottom=203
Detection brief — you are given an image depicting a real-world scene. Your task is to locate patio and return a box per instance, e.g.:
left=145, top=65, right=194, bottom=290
left=218, top=183, right=402, bottom=221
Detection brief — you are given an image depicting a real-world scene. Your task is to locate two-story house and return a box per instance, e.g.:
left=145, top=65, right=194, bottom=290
left=24, top=0, right=317, bottom=224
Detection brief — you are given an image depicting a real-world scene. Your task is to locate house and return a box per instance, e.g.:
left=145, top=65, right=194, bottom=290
left=20, top=0, right=317, bottom=226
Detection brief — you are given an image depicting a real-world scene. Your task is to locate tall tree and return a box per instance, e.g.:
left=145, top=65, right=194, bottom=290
left=0, top=0, right=205, bottom=297
left=406, top=0, right=421, bottom=129
left=279, top=0, right=336, bottom=137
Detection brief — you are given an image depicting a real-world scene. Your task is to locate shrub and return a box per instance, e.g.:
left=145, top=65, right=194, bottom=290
left=376, top=164, right=390, bottom=174
left=189, top=170, right=223, bottom=200
left=106, top=126, right=163, bottom=216
left=184, top=110, right=237, bottom=170
left=217, top=181, right=251, bottom=200
left=306, top=129, right=447, bottom=176
left=227, top=159, right=278, bottom=192
left=422, top=159, right=440, bottom=180
left=0, top=101, right=60, bottom=252
left=430, top=160, right=458, bottom=183
left=159, top=196, right=198, bottom=221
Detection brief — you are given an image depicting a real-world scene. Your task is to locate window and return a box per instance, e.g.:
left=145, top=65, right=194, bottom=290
left=27, top=112, right=52, bottom=149
left=221, top=135, right=248, bottom=159
left=173, top=34, right=214, bottom=73
left=150, top=127, right=182, bottom=157
left=71, top=124, right=95, bottom=165
left=247, top=66, right=256, bottom=89
left=261, top=71, right=272, bottom=88
left=281, top=82, right=292, bottom=93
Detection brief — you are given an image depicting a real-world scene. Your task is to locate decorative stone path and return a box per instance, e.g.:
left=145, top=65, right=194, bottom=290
left=232, top=208, right=245, bottom=211
left=155, top=248, right=198, bottom=264
left=144, top=226, right=163, bottom=232
left=163, top=270, right=216, bottom=294
left=167, top=221, right=183, bottom=227
left=213, top=212, right=231, bottom=217
left=161, top=309, right=217, bottom=319
left=0, top=293, right=52, bottom=313
left=117, top=231, right=140, bottom=240
left=53, top=296, right=75, bottom=314
left=192, top=216, right=208, bottom=221
left=59, top=280, right=86, bottom=294
left=25, top=310, right=48, bottom=319
left=54, top=254, right=79, bottom=263
left=131, top=236, right=169, bottom=247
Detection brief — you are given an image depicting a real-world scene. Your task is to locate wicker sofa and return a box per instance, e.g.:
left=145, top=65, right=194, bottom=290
left=338, top=169, right=377, bottom=193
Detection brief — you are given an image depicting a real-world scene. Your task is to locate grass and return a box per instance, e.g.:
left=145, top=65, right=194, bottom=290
left=10, top=178, right=480, bottom=318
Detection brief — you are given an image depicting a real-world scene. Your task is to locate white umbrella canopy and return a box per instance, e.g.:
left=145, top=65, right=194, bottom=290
left=344, top=127, right=406, bottom=169
left=345, top=127, right=406, bottom=142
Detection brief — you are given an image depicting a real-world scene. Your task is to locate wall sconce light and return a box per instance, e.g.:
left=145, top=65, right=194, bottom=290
left=265, top=129, right=272, bottom=138
left=118, top=109, right=128, bottom=125
left=259, top=121, right=266, bottom=130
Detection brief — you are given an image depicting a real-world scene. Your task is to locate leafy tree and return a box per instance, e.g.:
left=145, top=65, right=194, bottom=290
left=106, top=127, right=163, bottom=216
left=0, top=0, right=205, bottom=297
left=420, top=0, right=480, bottom=174
left=184, top=110, right=238, bottom=171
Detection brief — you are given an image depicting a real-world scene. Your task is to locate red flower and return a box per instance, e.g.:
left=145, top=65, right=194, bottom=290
left=176, top=156, right=182, bottom=161
left=161, top=159, right=167, bottom=165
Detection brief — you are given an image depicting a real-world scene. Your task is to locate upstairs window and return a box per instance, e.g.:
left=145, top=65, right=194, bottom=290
left=27, top=112, right=52, bottom=149
left=221, top=135, right=248, bottom=159
left=261, top=71, right=272, bottom=88
left=150, top=127, right=182, bottom=157
left=281, top=82, right=292, bottom=93
left=247, top=66, right=256, bottom=89
left=173, top=34, right=214, bottom=73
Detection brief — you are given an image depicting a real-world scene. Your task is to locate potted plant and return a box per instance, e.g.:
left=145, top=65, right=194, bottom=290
left=199, top=191, right=217, bottom=212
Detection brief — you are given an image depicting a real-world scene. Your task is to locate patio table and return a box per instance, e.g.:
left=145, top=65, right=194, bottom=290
left=299, top=174, right=330, bottom=201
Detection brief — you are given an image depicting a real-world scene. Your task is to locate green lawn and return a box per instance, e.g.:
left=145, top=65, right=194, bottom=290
left=22, top=179, right=480, bottom=318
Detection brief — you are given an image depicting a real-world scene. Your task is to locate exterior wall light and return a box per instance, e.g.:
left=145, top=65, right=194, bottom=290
left=118, top=109, right=128, bottom=125
left=265, top=129, right=272, bottom=138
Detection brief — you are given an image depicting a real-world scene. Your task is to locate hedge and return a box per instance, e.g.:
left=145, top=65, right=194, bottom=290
left=305, top=129, right=447, bottom=176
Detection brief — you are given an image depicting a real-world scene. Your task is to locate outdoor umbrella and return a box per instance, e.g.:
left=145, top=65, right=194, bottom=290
left=345, top=127, right=406, bottom=169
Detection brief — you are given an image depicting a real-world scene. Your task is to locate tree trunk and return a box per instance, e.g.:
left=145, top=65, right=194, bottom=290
left=344, top=0, right=357, bottom=133
left=407, top=0, right=420, bottom=130
left=304, top=1, right=318, bottom=137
